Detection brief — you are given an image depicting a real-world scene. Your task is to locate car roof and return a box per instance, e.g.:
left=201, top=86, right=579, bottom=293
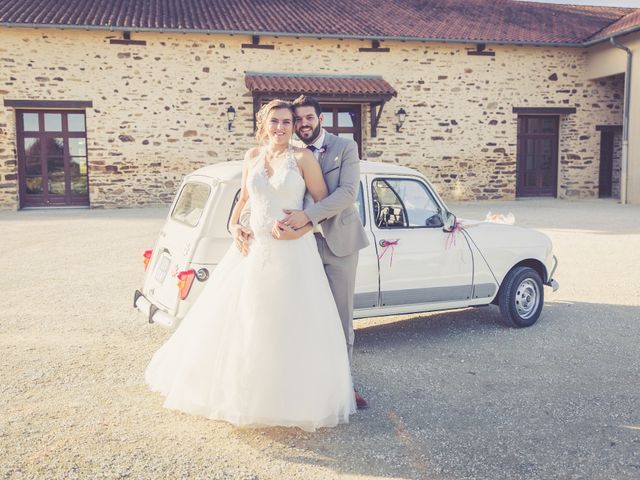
left=186, top=159, right=419, bottom=182
left=186, top=161, right=243, bottom=182
left=359, top=160, right=417, bottom=176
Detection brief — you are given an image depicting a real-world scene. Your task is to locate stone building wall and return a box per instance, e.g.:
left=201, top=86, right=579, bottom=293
left=0, top=28, right=624, bottom=210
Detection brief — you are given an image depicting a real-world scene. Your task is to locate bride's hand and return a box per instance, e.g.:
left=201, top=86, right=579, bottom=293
left=231, top=224, right=253, bottom=255
left=272, top=220, right=301, bottom=240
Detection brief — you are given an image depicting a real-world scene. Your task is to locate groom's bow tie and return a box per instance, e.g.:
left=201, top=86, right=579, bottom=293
left=307, top=145, right=327, bottom=154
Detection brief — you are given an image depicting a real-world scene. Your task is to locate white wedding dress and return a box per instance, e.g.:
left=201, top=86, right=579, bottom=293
left=145, top=147, right=356, bottom=431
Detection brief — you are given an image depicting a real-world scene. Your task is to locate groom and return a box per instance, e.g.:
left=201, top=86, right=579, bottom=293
left=280, top=95, right=370, bottom=409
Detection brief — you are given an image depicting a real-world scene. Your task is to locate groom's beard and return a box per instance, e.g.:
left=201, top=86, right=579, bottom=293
left=296, top=123, right=322, bottom=145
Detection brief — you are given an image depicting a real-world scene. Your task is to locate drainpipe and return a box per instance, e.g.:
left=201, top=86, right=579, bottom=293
left=609, top=37, right=632, bottom=205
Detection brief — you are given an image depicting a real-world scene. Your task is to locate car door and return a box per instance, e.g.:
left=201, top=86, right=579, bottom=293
left=369, top=175, right=473, bottom=308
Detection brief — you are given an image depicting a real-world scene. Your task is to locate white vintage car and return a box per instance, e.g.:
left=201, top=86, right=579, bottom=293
left=134, top=161, right=558, bottom=329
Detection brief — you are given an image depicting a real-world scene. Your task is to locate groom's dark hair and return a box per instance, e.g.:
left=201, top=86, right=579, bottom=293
left=292, top=95, right=322, bottom=116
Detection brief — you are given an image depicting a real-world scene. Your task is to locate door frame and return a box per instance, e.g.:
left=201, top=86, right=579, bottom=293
left=16, top=109, right=90, bottom=208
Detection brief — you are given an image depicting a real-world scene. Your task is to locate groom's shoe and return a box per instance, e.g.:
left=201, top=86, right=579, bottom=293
left=354, top=389, right=369, bottom=410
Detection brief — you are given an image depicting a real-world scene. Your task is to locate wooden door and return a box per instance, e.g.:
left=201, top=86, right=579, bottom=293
left=598, top=131, right=614, bottom=198
left=516, top=116, right=559, bottom=197
left=17, top=110, right=89, bottom=207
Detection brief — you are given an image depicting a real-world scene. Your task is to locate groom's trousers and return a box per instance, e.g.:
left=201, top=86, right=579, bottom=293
left=315, top=234, right=359, bottom=365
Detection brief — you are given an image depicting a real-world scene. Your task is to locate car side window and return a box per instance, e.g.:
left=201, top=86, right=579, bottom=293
left=372, top=178, right=442, bottom=229
left=372, top=179, right=406, bottom=228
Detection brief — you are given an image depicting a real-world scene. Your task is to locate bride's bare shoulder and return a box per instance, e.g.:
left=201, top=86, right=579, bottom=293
left=291, top=146, right=307, bottom=156
left=291, top=146, right=314, bottom=164
left=244, top=146, right=262, bottom=164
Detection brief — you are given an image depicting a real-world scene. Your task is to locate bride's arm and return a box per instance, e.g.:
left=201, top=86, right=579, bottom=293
left=273, top=150, right=327, bottom=241
left=229, top=149, right=257, bottom=253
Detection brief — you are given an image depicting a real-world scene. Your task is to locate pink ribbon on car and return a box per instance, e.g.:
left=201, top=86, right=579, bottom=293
left=445, top=221, right=463, bottom=249
left=378, top=239, right=399, bottom=267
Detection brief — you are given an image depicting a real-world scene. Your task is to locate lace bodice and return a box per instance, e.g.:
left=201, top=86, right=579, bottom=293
left=246, top=146, right=306, bottom=237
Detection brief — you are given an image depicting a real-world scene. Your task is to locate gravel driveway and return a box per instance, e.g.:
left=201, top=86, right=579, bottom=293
left=1, top=199, right=639, bottom=479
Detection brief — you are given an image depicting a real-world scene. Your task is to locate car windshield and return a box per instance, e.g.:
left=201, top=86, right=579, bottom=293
left=171, top=182, right=211, bottom=227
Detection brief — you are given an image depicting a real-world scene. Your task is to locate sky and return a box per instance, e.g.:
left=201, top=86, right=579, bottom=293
left=516, top=0, right=640, bottom=7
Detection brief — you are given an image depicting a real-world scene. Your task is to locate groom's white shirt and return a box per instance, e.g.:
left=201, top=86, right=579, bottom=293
left=308, top=129, right=326, bottom=160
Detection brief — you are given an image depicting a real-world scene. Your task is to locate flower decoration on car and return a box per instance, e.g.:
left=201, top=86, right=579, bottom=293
left=378, top=239, right=400, bottom=267
left=445, top=221, right=463, bottom=250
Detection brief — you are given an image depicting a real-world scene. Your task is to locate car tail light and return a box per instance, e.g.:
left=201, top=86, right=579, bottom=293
left=143, top=249, right=153, bottom=271
left=177, top=269, right=196, bottom=300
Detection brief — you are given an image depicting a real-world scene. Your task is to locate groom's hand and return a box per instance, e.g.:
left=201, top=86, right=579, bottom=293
left=282, top=209, right=310, bottom=229
left=272, top=220, right=298, bottom=240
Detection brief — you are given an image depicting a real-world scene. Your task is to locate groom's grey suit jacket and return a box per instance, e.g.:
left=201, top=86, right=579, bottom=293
left=303, top=132, right=369, bottom=257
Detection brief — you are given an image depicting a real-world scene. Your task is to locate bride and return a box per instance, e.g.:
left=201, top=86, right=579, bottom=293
left=144, top=99, right=356, bottom=431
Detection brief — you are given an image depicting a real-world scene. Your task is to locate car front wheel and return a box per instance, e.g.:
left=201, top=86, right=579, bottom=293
left=498, top=266, right=544, bottom=328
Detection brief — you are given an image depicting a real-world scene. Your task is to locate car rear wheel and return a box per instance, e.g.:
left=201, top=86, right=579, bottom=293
left=498, top=266, right=544, bottom=328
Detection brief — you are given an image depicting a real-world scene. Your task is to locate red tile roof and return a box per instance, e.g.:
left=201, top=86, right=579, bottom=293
left=589, top=9, right=640, bottom=42
left=0, top=0, right=636, bottom=46
left=245, top=74, right=397, bottom=99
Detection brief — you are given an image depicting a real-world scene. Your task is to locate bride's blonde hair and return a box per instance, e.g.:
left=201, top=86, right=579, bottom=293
left=254, top=99, right=294, bottom=143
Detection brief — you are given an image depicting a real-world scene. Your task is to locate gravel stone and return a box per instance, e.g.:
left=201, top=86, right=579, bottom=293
left=1, top=199, right=639, bottom=479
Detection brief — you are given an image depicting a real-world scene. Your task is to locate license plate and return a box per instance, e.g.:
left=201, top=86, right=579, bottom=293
left=154, top=255, right=171, bottom=283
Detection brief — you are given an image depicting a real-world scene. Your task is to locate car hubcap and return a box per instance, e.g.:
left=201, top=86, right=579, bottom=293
left=515, top=279, right=540, bottom=319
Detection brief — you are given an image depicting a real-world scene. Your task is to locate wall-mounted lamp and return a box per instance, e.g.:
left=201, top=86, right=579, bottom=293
left=226, top=106, right=236, bottom=131
left=395, top=108, right=407, bottom=132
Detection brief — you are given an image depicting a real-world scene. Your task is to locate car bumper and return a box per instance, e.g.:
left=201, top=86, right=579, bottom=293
left=544, top=255, right=560, bottom=292
left=133, top=290, right=178, bottom=328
